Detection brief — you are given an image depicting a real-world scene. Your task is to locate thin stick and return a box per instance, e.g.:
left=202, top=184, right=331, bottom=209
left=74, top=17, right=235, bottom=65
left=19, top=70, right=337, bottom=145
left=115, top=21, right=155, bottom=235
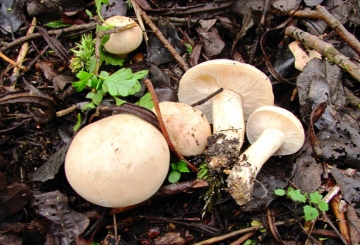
left=285, top=26, right=360, bottom=83
left=191, top=88, right=223, bottom=107
left=0, top=51, right=27, bottom=71
left=144, top=79, right=197, bottom=172
left=194, top=220, right=294, bottom=245
left=290, top=5, right=360, bottom=57
left=12, top=17, right=37, bottom=78
left=132, top=1, right=190, bottom=72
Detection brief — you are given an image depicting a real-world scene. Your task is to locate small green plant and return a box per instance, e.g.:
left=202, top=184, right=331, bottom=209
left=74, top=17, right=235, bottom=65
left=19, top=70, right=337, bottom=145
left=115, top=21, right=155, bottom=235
left=184, top=43, right=193, bottom=54
left=168, top=160, right=190, bottom=183
left=196, top=162, right=209, bottom=180
left=275, top=187, right=329, bottom=221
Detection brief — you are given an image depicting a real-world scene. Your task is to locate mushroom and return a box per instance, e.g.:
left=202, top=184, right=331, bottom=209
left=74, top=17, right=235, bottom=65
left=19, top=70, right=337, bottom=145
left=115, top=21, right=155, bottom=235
left=65, top=113, right=170, bottom=208
left=102, top=16, right=143, bottom=59
left=152, top=101, right=212, bottom=156
left=226, top=105, right=305, bottom=206
left=178, top=59, right=274, bottom=171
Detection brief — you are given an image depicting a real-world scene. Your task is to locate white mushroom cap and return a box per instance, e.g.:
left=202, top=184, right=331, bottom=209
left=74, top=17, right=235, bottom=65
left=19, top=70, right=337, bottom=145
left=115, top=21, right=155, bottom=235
left=103, top=16, right=143, bottom=55
left=246, top=105, right=305, bottom=155
left=153, top=102, right=211, bottom=156
left=178, top=59, right=274, bottom=123
left=65, top=114, right=170, bottom=208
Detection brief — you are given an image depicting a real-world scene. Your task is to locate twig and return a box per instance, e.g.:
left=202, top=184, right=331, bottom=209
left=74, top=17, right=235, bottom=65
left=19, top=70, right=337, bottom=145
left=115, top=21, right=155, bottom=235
left=290, top=5, right=360, bottom=57
left=132, top=1, right=190, bottom=72
left=285, top=26, right=360, bottom=82
left=0, top=22, right=97, bottom=51
left=191, top=88, right=223, bottom=107
left=0, top=52, right=27, bottom=71
left=194, top=219, right=295, bottom=245
left=12, top=17, right=37, bottom=79
left=130, top=0, right=148, bottom=44
left=144, top=79, right=197, bottom=172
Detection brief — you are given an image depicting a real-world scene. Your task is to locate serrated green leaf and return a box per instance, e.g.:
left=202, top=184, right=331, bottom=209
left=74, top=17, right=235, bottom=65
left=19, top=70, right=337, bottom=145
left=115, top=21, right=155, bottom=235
left=289, top=189, right=306, bottom=203
left=73, top=71, right=94, bottom=91
left=318, top=201, right=329, bottom=212
left=168, top=170, right=181, bottom=183
left=100, top=49, right=124, bottom=66
left=89, top=75, right=99, bottom=88
left=82, top=102, right=96, bottom=110
left=304, top=205, right=319, bottom=221
left=274, top=189, right=286, bottom=196
left=309, top=191, right=323, bottom=204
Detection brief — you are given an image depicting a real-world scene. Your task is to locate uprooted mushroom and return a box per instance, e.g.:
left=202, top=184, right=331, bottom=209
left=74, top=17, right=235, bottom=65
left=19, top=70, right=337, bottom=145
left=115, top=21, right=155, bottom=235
left=226, top=105, right=305, bottom=206
left=65, top=113, right=170, bottom=208
left=178, top=59, right=274, bottom=171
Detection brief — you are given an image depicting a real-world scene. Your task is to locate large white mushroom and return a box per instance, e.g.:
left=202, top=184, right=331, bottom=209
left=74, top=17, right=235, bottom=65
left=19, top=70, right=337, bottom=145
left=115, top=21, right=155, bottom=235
left=178, top=59, right=274, bottom=171
left=153, top=101, right=211, bottom=157
left=226, top=105, right=305, bottom=206
left=65, top=113, right=170, bottom=208
left=102, top=16, right=143, bottom=59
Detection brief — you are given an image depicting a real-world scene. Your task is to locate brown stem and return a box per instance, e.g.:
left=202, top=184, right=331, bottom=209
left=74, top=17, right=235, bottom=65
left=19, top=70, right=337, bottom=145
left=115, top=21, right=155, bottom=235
left=285, top=26, right=360, bottom=83
left=144, top=79, right=197, bottom=172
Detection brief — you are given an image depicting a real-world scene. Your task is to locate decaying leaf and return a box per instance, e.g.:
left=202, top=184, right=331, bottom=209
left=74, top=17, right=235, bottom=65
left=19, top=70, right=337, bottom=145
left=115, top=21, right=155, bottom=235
left=147, top=17, right=185, bottom=65
left=30, top=143, right=71, bottom=182
left=288, top=41, right=321, bottom=71
left=346, top=204, right=360, bottom=245
left=197, top=19, right=225, bottom=57
left=154, top=230, right=193, bottom=245
left=0, top=181, right=33, bottom=222
left=31, top=190, right=90, bottom=244
left=331, top=167, right=360, bottom=208
left=293, top=139, right=322, bottom=194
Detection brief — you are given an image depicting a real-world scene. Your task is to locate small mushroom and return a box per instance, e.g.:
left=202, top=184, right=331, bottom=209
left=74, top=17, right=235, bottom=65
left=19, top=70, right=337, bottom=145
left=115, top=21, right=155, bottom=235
left=65, top=114, right=170, bottom=207
left=226, top=105, right=305, bottom=206
left=152, top=101, right=211, bottom=156
left=178, top=59, right=274, bottom=170
left=102, top=16, right=143, bottom=59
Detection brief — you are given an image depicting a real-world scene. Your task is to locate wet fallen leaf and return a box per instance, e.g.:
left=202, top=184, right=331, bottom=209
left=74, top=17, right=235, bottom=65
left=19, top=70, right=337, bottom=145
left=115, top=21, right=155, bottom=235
left=30, top=190, right=90, bottom=244
left=0, top=182, right=33, bottom=222
left=30, top=142, right=70, bottom=182
left=331, top=167, right=360, bottom=208
left=346, top=204, right=360, bottom=245
left=0, top=0, right=25, bottom=34
left=147, top=17, right=184, bottom=65
left=154, top=230, right=193, bottom=245
left=197, top=20, right=225, bottom=57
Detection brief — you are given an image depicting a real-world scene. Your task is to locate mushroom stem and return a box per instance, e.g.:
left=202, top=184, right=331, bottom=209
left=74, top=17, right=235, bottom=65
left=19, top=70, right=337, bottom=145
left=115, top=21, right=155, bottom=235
left=226, top=128, right=286, bottom=206
left=207, top=89, right=244, bottom=170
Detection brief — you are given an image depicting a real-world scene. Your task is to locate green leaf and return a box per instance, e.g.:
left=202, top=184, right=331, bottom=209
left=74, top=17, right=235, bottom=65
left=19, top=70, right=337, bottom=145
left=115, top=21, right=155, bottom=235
left=289, top=189, right=306, bottom=203
left=177, top=160, right=190, bottom=173
left=318, top=201, right=329, bottom=212
left=137, top=92, right=153, bottom=109
left=132, top=70, right=149, bottom=80
left=85, top=9, right=93, bottom=18
left=309, top=191, right=323, bottom=204
left=304, top=205, right=319, bottom=221
left=168, top=170, right=181, bottom=183
left=100, top=48, right=124, bottom=66
left=73, top=113, right=82, bottom=132
left=45, top=20, right=71, bottom=29
left=274, top=189, right=286, bottom=196
left=73, top=71, right=94, bottom=92
left=114, top=97, right=125, bottom=106
left=89, top=75, right=99, bottom=88
left=171, top=163, right=178, bottom=170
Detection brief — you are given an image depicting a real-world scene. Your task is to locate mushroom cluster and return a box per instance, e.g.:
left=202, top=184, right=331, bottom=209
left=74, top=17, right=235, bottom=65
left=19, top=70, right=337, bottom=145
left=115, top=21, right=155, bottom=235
left=178, top=59, right=274, bottom=171
left=65, top=113, right=170, bottom=208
